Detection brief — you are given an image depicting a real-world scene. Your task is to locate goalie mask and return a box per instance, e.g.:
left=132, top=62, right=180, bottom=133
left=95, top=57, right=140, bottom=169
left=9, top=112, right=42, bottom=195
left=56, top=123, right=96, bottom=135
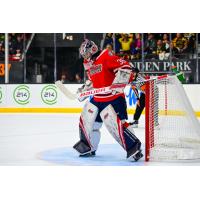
left=79, top=39, right=98, bottom=60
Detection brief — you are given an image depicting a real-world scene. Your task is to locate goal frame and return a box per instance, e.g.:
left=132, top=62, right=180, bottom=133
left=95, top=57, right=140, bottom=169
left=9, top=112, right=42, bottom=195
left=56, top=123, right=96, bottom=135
left=145, top=75, right=168, bottom=161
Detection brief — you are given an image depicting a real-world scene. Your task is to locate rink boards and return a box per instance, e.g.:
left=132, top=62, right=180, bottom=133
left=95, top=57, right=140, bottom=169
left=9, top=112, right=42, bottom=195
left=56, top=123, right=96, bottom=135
left=0, top=84, right=200, bottom=116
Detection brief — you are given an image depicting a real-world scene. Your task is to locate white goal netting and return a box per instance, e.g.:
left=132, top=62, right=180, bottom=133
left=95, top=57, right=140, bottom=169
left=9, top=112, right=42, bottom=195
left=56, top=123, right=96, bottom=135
left=146, top=75, right=200, bottom=161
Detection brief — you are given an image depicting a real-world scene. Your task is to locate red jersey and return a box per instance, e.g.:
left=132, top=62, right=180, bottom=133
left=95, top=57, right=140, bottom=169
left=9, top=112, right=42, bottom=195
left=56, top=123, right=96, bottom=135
left=83, top=49, right=131, bottom=102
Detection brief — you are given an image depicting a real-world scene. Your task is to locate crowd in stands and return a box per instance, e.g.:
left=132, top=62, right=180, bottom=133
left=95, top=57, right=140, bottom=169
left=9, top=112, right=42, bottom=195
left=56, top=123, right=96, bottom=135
left=60, top=33, right=197, bottom=84
left=60, top=72, right=83, bottom=84
left=103, top=33, right=196, bottom=61
left=0, top=33, right=197, bottom=84
left=0, top=33, right=27, bottom=61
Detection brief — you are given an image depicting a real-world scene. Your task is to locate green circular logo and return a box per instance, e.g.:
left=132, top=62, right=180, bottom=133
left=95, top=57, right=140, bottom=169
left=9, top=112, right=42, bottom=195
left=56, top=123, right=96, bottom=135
left=13, top=85, right=30, bottom=105
left=41, top=85, right=57, bottom=105
left=0, top=87, right=2, bottom=104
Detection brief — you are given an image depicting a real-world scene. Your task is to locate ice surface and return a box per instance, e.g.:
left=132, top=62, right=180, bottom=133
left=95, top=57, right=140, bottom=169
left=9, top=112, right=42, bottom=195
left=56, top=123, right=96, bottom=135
left=0, top=113, right=200, bottom=166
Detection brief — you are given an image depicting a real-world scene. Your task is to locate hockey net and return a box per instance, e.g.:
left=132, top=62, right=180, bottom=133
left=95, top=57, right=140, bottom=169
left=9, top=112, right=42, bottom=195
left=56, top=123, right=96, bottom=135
left=145, top=75, right=200, bottom=161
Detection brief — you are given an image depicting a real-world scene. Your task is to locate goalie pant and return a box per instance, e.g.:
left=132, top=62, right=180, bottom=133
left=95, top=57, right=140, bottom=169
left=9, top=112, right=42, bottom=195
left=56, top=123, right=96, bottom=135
left=73, top=96, right=142, bottom=158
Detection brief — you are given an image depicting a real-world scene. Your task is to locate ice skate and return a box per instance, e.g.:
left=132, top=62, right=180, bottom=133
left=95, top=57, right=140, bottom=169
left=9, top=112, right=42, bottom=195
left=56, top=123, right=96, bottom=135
left=79, top=151, right=96, bottom=157
left=129, top=120, right=139, bottom=128
left=132, top=150, right=143, bottom=161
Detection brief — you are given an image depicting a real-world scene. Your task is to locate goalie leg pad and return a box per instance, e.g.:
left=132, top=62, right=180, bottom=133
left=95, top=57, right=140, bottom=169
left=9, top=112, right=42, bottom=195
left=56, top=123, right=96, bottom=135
left=74, top=101, right=101, bottom=155
left=100, top=104, right=142, bottom=158
left=89, top=122, right=102, bottom=151
left=123, top=125, right=142, bottom=158
left=80, top=101, right=99, bottom=134
left=100, top=104, right=125, bottom=148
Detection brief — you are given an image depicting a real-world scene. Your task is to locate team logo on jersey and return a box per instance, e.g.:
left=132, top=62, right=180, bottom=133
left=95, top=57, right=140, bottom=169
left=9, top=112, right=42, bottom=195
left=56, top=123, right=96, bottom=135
left=117, top=58, right=126, bottom=65
left=89, top=64, right=102, bottom=75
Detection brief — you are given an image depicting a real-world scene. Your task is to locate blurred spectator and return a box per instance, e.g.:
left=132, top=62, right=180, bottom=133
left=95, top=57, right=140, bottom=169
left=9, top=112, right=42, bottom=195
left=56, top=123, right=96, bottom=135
left=105, top=43, right=114, bottom=52
left=134, top=33, right=142, bottom=50
left=21, top=33, right=30, bottom=44
left=118, top=34, right=133, bottom=60
left=8, top=34, right=15, bottom=55
left=75, top=73, right=82, bottom=83
left=13, top=34, right=23, bottom=55
left=172, top=33, right=188, bottom=54
left=0, top=33, right=25, bottom=61
left=60, top=73, right=70, bottom=84
left=162, top=34, right=170, bottom=51
left=0, top=43, right=4, bottom=60
left=184, top=33, right=196, bottom=55
left=184, top=33, right=194, bottom=40
left=144, top=33, right=157, bottom=58
left=10, top=33, right=17, bottom=42
left=103, top=33, right=113, bottom=48
left=131, top=33, right=142, bottom=59
left=114, top=33, right=122, bottom=53
left=169, top=41, right=179, bottom=58
left=155, top=33, right=163, bottom=40
left=118, top=33, right=133, bottom=52
left=153, top=40, right=169, bottom=60
left=0, top=34, right=5, bottom=44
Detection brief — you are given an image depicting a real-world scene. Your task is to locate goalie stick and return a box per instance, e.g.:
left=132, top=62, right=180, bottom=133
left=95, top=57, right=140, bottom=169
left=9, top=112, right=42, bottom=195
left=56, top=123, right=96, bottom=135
left=55, top=80, right=118, bottom=100
left=55, top=80, right=77, bottom=100
left=55, top=81, right=129, bottom=100
left=55, top=75, right=168, bottom=100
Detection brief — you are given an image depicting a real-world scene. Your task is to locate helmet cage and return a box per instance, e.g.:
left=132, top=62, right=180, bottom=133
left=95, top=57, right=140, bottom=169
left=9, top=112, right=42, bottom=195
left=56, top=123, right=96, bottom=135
left=79, top=39, right=98, bottom=60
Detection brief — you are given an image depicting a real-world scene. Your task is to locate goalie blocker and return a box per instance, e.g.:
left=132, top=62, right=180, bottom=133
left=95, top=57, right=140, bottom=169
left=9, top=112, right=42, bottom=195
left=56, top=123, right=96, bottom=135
left=73, top=97, right=143, bottom=161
